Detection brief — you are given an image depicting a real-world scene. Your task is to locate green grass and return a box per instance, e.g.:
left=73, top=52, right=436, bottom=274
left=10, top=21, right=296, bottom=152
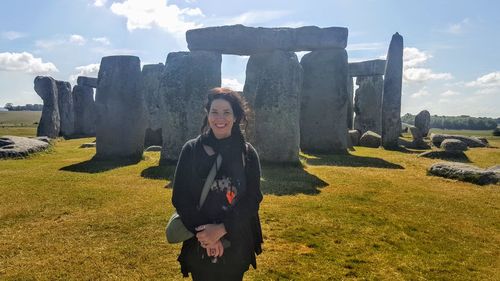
left=0, top=127, right=499, bottom=280
left=0, top=111, right=40, bottom=137
left=429, top=128, right=496, bottom=137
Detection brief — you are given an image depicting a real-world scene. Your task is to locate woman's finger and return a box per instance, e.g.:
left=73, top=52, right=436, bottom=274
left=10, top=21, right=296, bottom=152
left=217, top=241, right=224, bottom=257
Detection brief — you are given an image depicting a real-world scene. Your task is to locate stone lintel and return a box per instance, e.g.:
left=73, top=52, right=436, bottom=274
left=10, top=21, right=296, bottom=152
left=349, top=59, right=386, bottom=77
left=77, top=76, right=98, bottom=88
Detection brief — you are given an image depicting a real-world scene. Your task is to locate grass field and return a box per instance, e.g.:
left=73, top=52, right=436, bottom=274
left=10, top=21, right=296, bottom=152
left=0, top=115, right=499, bottom=280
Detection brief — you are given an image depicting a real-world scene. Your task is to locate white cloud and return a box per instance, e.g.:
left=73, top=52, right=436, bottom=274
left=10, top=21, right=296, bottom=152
left=69, top=63, right=100, bottom=83
left=445, top=18, right=470, bottom=35
left=2, top=31, right=27, bottom=40
left=440, top=90, right=459, bottom=97
left=221, top=78, right=244, bottom=91
left=69, top=34, right=86, bottom=45
left=0, top=52, right=58, bottom=74
left=110, top=0, right=204, bottom=36
left=92, top=37, right=111, bottom=45
left=410, top=88, right=430, bottom=98
left=466, top=71, right=500, bottom=88
left=403, top=47, right=430, bottom=68
left=224, top=10, right=291, bottom=26
left=404, top=68, right=453, bottom=82
left=93, top=0, right=107, bottom=7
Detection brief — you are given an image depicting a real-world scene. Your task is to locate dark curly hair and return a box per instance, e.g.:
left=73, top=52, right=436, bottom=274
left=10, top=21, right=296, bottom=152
left=201, top=87, right=248, bottom=151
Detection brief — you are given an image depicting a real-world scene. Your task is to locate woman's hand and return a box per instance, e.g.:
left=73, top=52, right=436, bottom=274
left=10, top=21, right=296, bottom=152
left=205, top=240, right=224, bottom=257
left=195, top=223, right=227, bottom=247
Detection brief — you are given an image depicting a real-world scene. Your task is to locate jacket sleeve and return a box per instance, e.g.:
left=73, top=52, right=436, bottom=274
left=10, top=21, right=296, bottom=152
left=222, top=144, right=263, bottom=237
left=171, top=141, right=204, bottom=233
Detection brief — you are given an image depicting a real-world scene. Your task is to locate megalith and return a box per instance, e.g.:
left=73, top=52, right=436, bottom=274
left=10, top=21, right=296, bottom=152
left=77, top=76, right=98, bottom=88
left=142, top=63, right=165, bottom=147
left=300, top=49, right=349, bottom=153
left=381, top=32, right=404, bottom=148
left=72, top=85, right=96, bottom=136
left=158, top=51, right=221, bottom=164
left=243, top=50, right=303, bottom=163
left=56, top=80, right=75, bottom=137
left=34, top=76, right=60, bottom=138
left=353, top=75, right=384, bottom=135
left=94, top=55, right=147, bottom=161
left=415, top=110, right=430, bottom=137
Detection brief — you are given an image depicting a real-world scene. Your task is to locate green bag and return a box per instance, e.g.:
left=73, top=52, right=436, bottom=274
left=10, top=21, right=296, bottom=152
left=166, top=154, right=222, bottom=244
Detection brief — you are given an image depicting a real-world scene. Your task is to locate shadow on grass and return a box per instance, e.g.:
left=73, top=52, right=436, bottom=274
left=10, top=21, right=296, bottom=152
left=305, top=153, right=404, bottom=169
left=60, top=158, right=141, bottom=173
left=260, top=163, right=328, bottom=196
left=140, top=165, right=176, bottom=181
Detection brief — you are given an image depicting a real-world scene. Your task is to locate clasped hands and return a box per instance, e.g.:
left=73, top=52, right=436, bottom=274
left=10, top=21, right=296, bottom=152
left=195, top=223, right=227, bottom=258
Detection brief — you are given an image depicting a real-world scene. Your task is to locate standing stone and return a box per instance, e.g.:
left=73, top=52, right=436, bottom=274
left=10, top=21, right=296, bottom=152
left=77, top=76, right=98, bottom=88
left=415, top=110, right=431, bottom=137
left=347, top=77, right=354, bottom=129
left=56, top=80, right=75, bottom=137
left=159, top=51, right=221, bottom=164
left=34, top=76, right=60, bottom=138
left=95, top=55, right=147, bottom=161
left=72, top=85, right=96, bottom=136
left=353, top=75, right=384, bottom=135
left=142, top=63, right=165, bottom=147
left=300, top=49, right=349, bottom=153
left=244, top=50, right=302, bottom=163
left=381, top=32, right=404, bottom=149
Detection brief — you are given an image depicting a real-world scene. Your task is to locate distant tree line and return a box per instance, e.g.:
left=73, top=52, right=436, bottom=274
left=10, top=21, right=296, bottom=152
left=402, top=113, right=499, bottom=130
left=4, top=103, right=43, bottom=111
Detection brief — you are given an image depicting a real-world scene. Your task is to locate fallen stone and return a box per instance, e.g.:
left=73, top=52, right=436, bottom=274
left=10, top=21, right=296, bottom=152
left=441, top=139, right=468, bottom=152
left=430, top=133, right=486, bottom=148
left=418, top=150, right=467, bottom=161
left=359, top=131, right=381, bottom=148
left=348, top=59, right=386, bottom=76
left=0, top=136, right=50, bottom=158
left=77, top=76, right=98, bottom=88
left=186, top=24, right=348, bottom=55
left=349, top=130, right=360, bottom=146
left=145, top=145, right=162, bottom=152
left=487, top=165, right=500, bottom=181
left=428, top=162, right=498, bottom=185
left=381, top=32, right=404, bottom=149
left=35, top=136, right=51, bottom=143
left=80, top=143, right=96, bottom=148
left=34, top=76, right=60, bottom=138
left=415, top=110, right=430, bottom=137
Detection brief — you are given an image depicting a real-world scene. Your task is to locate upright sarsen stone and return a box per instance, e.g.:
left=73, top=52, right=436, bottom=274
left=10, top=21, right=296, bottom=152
left=72, top=85, right=96, bottom=136
left=415, top=110, right=431, bottom=137
left=34, top=76, right=60, bottom=138
left=142, top=63, right=165, bottom=146
left=56, top=80, right=75, bottom=137
left=159, top=51, right=221, bottom=164
left=300, top=49, right=349, bottom=153
left=353, top=75, right=384, bottom=135
left=243, top=50, right=302, bottom=163
left=95, top=55, right=147, bottom=161
left=381, top=32, right=404, bottom=148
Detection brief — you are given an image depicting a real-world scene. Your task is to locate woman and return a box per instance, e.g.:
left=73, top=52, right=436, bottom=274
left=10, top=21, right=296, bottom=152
left=171, top=87, right=263, bottom=281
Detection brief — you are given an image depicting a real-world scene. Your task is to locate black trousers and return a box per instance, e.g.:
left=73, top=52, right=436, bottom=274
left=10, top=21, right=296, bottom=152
left=191, top=269, right=245, bottom=281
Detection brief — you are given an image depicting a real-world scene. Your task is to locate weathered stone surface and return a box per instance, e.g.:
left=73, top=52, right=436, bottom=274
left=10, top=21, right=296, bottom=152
left=415, top=110, right=430, bottom=137
left=244, top=50, right=302, bottom=163
left=381, top=32, right=404, bottom=148
left=0, top=136, right=50, bottom=158
left=72, top=85, right=96, bottom=136
left=36, top=136, right=51, bottom=143
left=95, top=55, right=147, bottom=161
left=409, top=125, right=428, bottom=148
left=77, top=76, right=98, bottom=88
left=353, top=75, right=383, bottom=135
left=159, top=51, right=221, bottom=164
left=441, top=139, right=468, bottom=152
left=359, top=131, right=381, bottom=148
left=348, top=59, right=386, bottom=77
left=300, top=49, right=349, bottom=153
left=56, top=80, right=75, bottom=137
left=349, top=130, right=360, bottom=146
left=487, top=165, right=500, bottom=182
left=430, top=133, right=486, bottom=148
left=347, top=77, right=354, bottom=129
left=186, top=24, right=348, bottom=55
left=418, top=150, right=467, bottom=161
left=34, top=76, right=60, bottom=138
left=142, top=63, right=164, bottom=146
left=145, top=145, right=162, bottom=152
left=428, top=162, right=498, bottom=185
left=80, top=143, right=96, bottom=148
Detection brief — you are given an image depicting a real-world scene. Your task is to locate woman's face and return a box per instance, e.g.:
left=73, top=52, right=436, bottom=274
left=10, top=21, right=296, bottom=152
left=208, top=98, right=235, bottom=139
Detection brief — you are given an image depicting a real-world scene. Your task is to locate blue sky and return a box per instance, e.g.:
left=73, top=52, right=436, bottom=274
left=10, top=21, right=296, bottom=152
left=1, top=0, right=499, bottom=117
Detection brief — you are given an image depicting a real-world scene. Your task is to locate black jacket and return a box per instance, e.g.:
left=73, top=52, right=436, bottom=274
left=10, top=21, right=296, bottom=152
left=171, top=135, right=263, bottom=276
